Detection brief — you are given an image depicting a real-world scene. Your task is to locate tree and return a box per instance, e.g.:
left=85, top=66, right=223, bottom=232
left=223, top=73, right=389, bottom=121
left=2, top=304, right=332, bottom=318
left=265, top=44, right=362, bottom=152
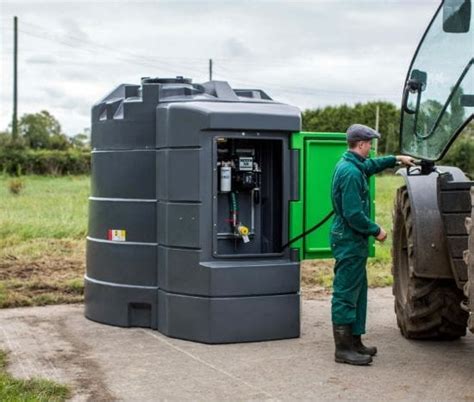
left=449, top=86, right=466, bottom=131
left=18, top=110, right=69, bottom=150
left=441, top=121, right=474, bottom=177
left=70, top=132, right=90, bottom=149
left=0, top=131, right=12, bottom=148
left=302, top=101, right=400, bottom=154
left=0, top=128, right=25, bottom=149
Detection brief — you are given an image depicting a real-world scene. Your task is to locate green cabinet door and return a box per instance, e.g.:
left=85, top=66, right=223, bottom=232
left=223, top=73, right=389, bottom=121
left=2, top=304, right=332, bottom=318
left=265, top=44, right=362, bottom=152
left=290, top=132, right=375, bottom=260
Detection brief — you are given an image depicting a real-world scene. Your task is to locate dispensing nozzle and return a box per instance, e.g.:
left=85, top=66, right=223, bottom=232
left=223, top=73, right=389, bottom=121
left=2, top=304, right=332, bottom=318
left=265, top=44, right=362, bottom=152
left=237, top=225, right=250, bottom=243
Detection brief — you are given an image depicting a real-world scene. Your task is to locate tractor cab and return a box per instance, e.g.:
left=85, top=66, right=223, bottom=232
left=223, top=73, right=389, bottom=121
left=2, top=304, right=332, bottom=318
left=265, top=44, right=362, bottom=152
left=400, top=0, right=473, bottom=162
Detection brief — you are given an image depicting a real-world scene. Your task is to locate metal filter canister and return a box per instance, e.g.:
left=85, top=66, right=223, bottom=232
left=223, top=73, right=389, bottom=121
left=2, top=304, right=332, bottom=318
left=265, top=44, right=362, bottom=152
left=220, top=165, right=232, bottom=192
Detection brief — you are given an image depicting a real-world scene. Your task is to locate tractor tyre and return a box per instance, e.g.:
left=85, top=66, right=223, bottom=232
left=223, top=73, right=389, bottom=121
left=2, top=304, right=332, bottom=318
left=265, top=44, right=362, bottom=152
left=466, top=187, right=474, bottom=333
left=392, top=186, right=468, bottom=340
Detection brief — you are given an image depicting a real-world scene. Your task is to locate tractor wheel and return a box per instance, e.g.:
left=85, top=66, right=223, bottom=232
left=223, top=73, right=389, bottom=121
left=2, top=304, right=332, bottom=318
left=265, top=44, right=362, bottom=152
left=466, top=187, right=474, bottom=333
left=392, top=186, right=468, bottom=340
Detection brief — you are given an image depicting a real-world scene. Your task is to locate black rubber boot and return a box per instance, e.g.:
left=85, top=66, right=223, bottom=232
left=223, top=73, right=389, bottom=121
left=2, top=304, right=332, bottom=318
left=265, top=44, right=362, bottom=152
left=353, top=335, right=377, bottom=356
left=333, top=325, right=372, bottom=366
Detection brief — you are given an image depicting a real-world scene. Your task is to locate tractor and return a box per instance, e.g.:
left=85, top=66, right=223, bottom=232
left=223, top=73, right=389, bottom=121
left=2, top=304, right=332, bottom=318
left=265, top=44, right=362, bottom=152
left=392, top=0, right=473, bottom=339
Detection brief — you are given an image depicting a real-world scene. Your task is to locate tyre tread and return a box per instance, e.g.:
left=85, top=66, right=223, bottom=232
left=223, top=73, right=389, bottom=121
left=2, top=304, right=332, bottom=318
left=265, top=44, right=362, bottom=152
left=392, top=186, right=468, bottom=340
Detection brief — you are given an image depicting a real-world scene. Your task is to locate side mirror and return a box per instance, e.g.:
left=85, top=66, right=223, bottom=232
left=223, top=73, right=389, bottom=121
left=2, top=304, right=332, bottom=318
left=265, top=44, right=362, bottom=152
left=443, top=0, right=471, bottom=33
left=410, top=69, right=427, bottom=91
left=402, top=69, right=427, bottom=114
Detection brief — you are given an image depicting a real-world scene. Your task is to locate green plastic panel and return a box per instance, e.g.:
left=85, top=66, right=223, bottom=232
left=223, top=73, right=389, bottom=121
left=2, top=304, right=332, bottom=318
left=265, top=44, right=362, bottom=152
left=290, top=132, right=375, bottom=260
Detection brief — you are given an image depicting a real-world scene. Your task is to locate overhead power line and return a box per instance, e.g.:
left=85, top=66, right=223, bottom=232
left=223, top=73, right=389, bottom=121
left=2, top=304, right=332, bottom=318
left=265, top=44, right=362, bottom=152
left=20, top=21, right=207, bottom=65
left=13, top=21, right=207, bottom=77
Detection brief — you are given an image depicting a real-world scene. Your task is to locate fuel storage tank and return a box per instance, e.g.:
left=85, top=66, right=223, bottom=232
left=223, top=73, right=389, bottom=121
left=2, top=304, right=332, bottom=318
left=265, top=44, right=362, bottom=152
left=85, top=77, right=301, bottom=343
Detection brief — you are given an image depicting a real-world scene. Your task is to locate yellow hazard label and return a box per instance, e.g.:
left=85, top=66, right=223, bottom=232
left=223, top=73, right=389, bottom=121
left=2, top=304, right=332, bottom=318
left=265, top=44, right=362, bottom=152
left=108, top=229, right=126, bottom=241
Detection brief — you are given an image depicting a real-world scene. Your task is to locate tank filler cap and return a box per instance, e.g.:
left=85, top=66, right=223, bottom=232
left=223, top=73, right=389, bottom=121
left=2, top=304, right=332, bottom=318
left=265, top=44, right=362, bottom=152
left=141, top=76, right=192, bottom=84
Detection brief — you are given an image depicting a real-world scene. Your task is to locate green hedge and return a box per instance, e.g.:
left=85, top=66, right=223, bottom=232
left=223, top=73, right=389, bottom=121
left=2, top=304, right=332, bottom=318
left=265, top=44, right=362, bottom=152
left=0, top=149, right=90, bottom=175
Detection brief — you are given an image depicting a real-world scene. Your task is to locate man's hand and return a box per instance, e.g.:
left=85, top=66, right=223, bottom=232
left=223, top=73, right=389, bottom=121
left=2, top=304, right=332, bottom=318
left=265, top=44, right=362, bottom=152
left=396, top=155, right=416, bottom=167
left=376, top=227, right=387, bottom=242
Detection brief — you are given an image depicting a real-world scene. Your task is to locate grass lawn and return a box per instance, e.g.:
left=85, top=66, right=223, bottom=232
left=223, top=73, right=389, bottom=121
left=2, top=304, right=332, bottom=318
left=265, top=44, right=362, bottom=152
left=0, top=350, right=70, bottom=401
left=0, top=175, right=89, bottom=307
left=0, top=173, right=404, bottom=306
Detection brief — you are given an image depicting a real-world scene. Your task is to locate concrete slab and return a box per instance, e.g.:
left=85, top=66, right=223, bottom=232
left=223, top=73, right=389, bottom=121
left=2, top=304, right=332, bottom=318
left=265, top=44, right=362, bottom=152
left=0, top=288, right=473, bottom=401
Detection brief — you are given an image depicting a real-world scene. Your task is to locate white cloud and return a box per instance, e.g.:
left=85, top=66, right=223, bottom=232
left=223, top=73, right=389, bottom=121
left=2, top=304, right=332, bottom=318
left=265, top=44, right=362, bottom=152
left=221, top=38, right=253, bottom=58
left=25, top=54, right=57, bottom=64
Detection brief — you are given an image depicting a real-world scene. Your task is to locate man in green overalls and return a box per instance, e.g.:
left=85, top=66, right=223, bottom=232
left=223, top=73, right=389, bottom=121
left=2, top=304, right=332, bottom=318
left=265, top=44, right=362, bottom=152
left=330, top=124, right=414, bottom=366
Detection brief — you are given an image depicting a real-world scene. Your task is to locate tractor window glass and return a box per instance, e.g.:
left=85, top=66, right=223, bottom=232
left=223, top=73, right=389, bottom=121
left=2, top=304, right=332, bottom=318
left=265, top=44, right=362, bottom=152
left=400, top=2, right=473, bottom=161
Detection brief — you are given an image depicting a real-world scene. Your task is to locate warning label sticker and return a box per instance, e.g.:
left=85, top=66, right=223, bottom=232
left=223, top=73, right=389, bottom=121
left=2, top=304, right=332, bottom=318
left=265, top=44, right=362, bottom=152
left=107, top=229, right=126, bottom=242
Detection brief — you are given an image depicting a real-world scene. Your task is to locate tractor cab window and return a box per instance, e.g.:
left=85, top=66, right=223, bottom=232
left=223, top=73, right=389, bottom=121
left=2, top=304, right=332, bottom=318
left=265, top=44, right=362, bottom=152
left=401, top=0, right=473, bottom=161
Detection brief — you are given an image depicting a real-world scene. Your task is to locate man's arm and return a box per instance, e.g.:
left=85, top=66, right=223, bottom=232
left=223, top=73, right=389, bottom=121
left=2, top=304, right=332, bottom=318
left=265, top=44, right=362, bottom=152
left=340, top=173, right=380, bottom=237
left=364, top=155, right=397, bottom=177
left=365, top=155, right=415, bottom=177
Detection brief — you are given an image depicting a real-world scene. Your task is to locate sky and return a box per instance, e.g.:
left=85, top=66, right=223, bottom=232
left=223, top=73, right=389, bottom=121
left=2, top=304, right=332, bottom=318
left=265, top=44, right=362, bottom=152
left=0, top=0, right=441, bottom=136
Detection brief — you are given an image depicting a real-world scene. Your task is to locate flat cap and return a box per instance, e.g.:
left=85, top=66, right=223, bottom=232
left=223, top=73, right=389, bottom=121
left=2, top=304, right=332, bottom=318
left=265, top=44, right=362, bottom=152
left=346, top=124, right=381, bottom=141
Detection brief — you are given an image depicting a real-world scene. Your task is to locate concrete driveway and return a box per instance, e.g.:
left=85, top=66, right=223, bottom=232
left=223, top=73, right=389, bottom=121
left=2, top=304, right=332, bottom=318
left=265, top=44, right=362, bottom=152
left=1, top=288, right=473, bottom=401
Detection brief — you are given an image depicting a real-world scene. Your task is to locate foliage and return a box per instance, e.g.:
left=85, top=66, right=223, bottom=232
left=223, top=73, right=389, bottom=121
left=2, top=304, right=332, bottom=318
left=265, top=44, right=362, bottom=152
left=70, top=132, right=91, bottom=149
left=0, top=112, right=91, bottom=176
left=0, top=350, right=70, bottom=401
left=440, top=123, right=473, bottom=177
left=302, top=101, right=401, bottom=154
left=0, top=130, right=26, bottom=150
left=0, top=131, right=12, bottom=147
left=0, top=149, right=90, bottom=176
left=7, top=178, right=24, bottom=195
left=18, top=110, right=70, bottom=150
left=4, top=112, right=90, bottom=151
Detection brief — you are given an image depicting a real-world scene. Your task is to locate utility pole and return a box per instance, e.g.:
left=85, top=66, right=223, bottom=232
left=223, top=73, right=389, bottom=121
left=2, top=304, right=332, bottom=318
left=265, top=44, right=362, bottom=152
left=375, top=104, right=380, bottom=133
left=12, top=16, right=18, bottom=141
left=374, top=104, right=380, bottom=154
left=209, top=58, right=213, bottom=81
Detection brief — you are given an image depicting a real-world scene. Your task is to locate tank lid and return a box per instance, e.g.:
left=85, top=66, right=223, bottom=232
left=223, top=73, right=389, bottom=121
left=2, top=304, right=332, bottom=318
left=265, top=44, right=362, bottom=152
left=141, top=76, right=192, bottom=85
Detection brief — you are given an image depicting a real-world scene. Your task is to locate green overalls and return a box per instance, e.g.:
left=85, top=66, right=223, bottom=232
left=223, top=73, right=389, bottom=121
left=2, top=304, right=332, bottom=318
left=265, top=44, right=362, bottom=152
left=330, top=151, right=396, bottom=335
